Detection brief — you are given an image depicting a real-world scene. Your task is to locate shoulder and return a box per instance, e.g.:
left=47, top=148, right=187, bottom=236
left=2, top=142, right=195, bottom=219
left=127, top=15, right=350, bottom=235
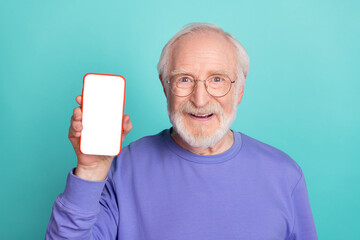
left=110, top=129, right=167, bottom=170
left=237, top=131, right=303, bottom=179
left=126, top=129, right=167, bottom=152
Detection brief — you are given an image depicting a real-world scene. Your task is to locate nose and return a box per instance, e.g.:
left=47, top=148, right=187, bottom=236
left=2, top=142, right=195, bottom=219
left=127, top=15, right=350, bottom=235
left=190, top=80, right=211, bottom=108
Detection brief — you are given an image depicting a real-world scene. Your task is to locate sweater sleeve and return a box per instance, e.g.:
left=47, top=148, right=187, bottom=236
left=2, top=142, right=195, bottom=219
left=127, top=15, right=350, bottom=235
left=289, top=172, right=318, bottom=240
left=45, top=167, right=119, bottom=239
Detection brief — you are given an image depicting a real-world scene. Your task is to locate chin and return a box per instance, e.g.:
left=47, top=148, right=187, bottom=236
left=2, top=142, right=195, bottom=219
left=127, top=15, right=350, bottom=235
left=167, top=98, right=238, bottom=148
left=185, top=117, right=219, bottom=137
left=170, top=111, right=236, bottom=148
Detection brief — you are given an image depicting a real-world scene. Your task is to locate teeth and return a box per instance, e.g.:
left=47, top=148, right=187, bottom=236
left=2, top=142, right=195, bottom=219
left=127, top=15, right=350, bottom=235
left=191, top=113, right=213, bottom=117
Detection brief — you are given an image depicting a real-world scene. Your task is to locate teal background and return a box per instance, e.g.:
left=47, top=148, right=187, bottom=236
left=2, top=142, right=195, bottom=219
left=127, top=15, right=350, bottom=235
left=0, top=0, right=359, bottom=239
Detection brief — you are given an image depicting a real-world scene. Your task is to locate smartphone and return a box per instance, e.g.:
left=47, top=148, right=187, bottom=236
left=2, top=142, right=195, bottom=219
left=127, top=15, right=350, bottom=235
left=79, top=73, right=126, bottom=156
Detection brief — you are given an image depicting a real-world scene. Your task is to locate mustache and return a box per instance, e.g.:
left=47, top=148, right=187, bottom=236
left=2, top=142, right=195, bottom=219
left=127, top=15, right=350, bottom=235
left=177, top=101, right=224, bottom=115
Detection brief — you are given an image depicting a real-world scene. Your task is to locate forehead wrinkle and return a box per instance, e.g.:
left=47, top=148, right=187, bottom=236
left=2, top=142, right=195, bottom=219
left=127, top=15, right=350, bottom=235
left=172, top=55, right=230, bottom=73
left=170, top=69, right=233, bottom=80
left=177, top=50, right=232, bottom=64
left=168, top=31, right=237, bottom=80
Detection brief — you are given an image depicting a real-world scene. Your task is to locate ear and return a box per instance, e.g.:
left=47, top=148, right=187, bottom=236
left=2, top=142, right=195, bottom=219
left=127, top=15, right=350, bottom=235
left=159, top=74, right=167, bottom=98
left=237, top=75, right=247, bottom=104
left=237, top=85, right=244, bottom=104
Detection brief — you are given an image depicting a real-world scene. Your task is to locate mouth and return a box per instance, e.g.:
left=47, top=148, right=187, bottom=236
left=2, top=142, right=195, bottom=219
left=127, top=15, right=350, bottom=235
left=188, top=112, right=214, bottom=121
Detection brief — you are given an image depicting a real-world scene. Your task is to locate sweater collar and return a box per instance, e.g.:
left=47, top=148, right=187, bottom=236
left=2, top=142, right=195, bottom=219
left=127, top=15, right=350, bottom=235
left=163, top=128, right=243, bottom=164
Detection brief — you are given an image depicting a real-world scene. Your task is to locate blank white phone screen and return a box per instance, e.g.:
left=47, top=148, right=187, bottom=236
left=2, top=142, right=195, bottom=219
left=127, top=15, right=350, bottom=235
left=80, top=73, right=125, bottom=156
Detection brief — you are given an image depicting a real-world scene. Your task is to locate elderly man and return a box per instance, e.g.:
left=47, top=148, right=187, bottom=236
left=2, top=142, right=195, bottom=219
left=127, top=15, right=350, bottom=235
left=46, top=23, right=317, bottom=239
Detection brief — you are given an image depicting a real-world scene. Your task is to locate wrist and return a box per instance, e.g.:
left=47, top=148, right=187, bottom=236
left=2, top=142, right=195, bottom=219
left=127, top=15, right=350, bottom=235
left=75, top=163, right=110, bottom=181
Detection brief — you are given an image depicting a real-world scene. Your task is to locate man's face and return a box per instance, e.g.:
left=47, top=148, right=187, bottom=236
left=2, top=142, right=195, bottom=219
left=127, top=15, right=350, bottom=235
left=165, top=31, right=244, bottom=148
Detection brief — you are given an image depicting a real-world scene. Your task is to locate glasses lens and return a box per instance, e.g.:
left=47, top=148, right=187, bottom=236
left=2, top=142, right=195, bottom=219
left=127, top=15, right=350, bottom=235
left=206, top=76, right=232, bottom=97
left=171, top=76, right=195, bottom=96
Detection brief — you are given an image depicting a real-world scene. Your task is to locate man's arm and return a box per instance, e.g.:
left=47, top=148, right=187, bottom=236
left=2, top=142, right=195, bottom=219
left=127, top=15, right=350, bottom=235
left=289, top=172, right=318, bottom=240
left=45, top=167, right=119, bottom=239
left=45, top=95, right=132, bottom=239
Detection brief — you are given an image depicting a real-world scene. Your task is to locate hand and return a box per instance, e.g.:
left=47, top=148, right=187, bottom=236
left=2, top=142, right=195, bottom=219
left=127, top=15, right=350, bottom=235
left=68, top=95, right=132, bottom=181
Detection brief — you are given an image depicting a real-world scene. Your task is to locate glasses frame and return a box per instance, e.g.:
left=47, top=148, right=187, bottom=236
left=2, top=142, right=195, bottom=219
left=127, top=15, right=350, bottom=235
left=166, top=76, right=236, bottom=98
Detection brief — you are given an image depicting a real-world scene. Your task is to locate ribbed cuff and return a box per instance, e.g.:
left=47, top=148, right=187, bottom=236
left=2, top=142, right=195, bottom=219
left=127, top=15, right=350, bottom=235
left=61, top=168, right=107, bottom=212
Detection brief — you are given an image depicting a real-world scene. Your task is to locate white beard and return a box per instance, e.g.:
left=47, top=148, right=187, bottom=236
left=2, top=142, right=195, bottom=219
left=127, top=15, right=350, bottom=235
left=168, top=98, right=238, bottom=148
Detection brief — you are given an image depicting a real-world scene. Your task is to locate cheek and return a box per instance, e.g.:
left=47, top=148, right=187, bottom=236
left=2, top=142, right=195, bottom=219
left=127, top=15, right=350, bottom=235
left=218, top=99, right=234, bottom=115
left=169, top=96, right=185, bottom=113
left=224, top=103, right=234, bottom=115
left=223, top=93, right=237, bottom=114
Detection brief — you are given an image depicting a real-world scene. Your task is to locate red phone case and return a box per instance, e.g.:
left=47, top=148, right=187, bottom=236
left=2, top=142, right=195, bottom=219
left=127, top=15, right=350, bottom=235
left=79, top=73, right=126, bottom=156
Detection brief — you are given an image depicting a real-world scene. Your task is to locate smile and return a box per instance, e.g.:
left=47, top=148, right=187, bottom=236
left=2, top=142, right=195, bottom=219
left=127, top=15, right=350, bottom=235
left=188, top=113, right=214, bottom=121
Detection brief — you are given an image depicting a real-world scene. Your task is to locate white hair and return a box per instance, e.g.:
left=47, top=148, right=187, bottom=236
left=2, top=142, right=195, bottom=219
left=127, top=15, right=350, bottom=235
left=168, top=96, right=238, bottom=148
left=157, top=22, right=250, bottom=90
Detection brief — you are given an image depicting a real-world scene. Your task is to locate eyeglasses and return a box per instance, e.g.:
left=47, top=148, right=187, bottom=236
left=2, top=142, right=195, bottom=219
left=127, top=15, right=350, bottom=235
left=166, top=74, right=236, bottom=97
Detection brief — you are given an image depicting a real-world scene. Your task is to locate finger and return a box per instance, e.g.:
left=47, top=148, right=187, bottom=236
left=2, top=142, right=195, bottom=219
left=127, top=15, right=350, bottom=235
left=122, top=115, right=132, bottom=139
left=73, top=107, right=82, bottom=120
left=76, top=95, right=82, bottom=105
left=72, top=120, right=83, bottom=132
left=69, top=117, right=83, bottom=136
left=68, top=125, right=82, bottom=139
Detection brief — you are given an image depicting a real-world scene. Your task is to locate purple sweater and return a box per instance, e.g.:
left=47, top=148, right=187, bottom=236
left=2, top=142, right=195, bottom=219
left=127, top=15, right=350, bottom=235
left=46, top=129, right=317, bottom=239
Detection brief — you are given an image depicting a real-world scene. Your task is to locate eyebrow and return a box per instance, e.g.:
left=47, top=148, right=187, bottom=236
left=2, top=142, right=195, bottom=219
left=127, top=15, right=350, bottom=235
left=169, top=69, right=233, bottom=79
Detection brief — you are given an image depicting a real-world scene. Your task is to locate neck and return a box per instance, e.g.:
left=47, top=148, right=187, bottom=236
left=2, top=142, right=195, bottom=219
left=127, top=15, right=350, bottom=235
left=170, top=128, right=234, bottom=155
